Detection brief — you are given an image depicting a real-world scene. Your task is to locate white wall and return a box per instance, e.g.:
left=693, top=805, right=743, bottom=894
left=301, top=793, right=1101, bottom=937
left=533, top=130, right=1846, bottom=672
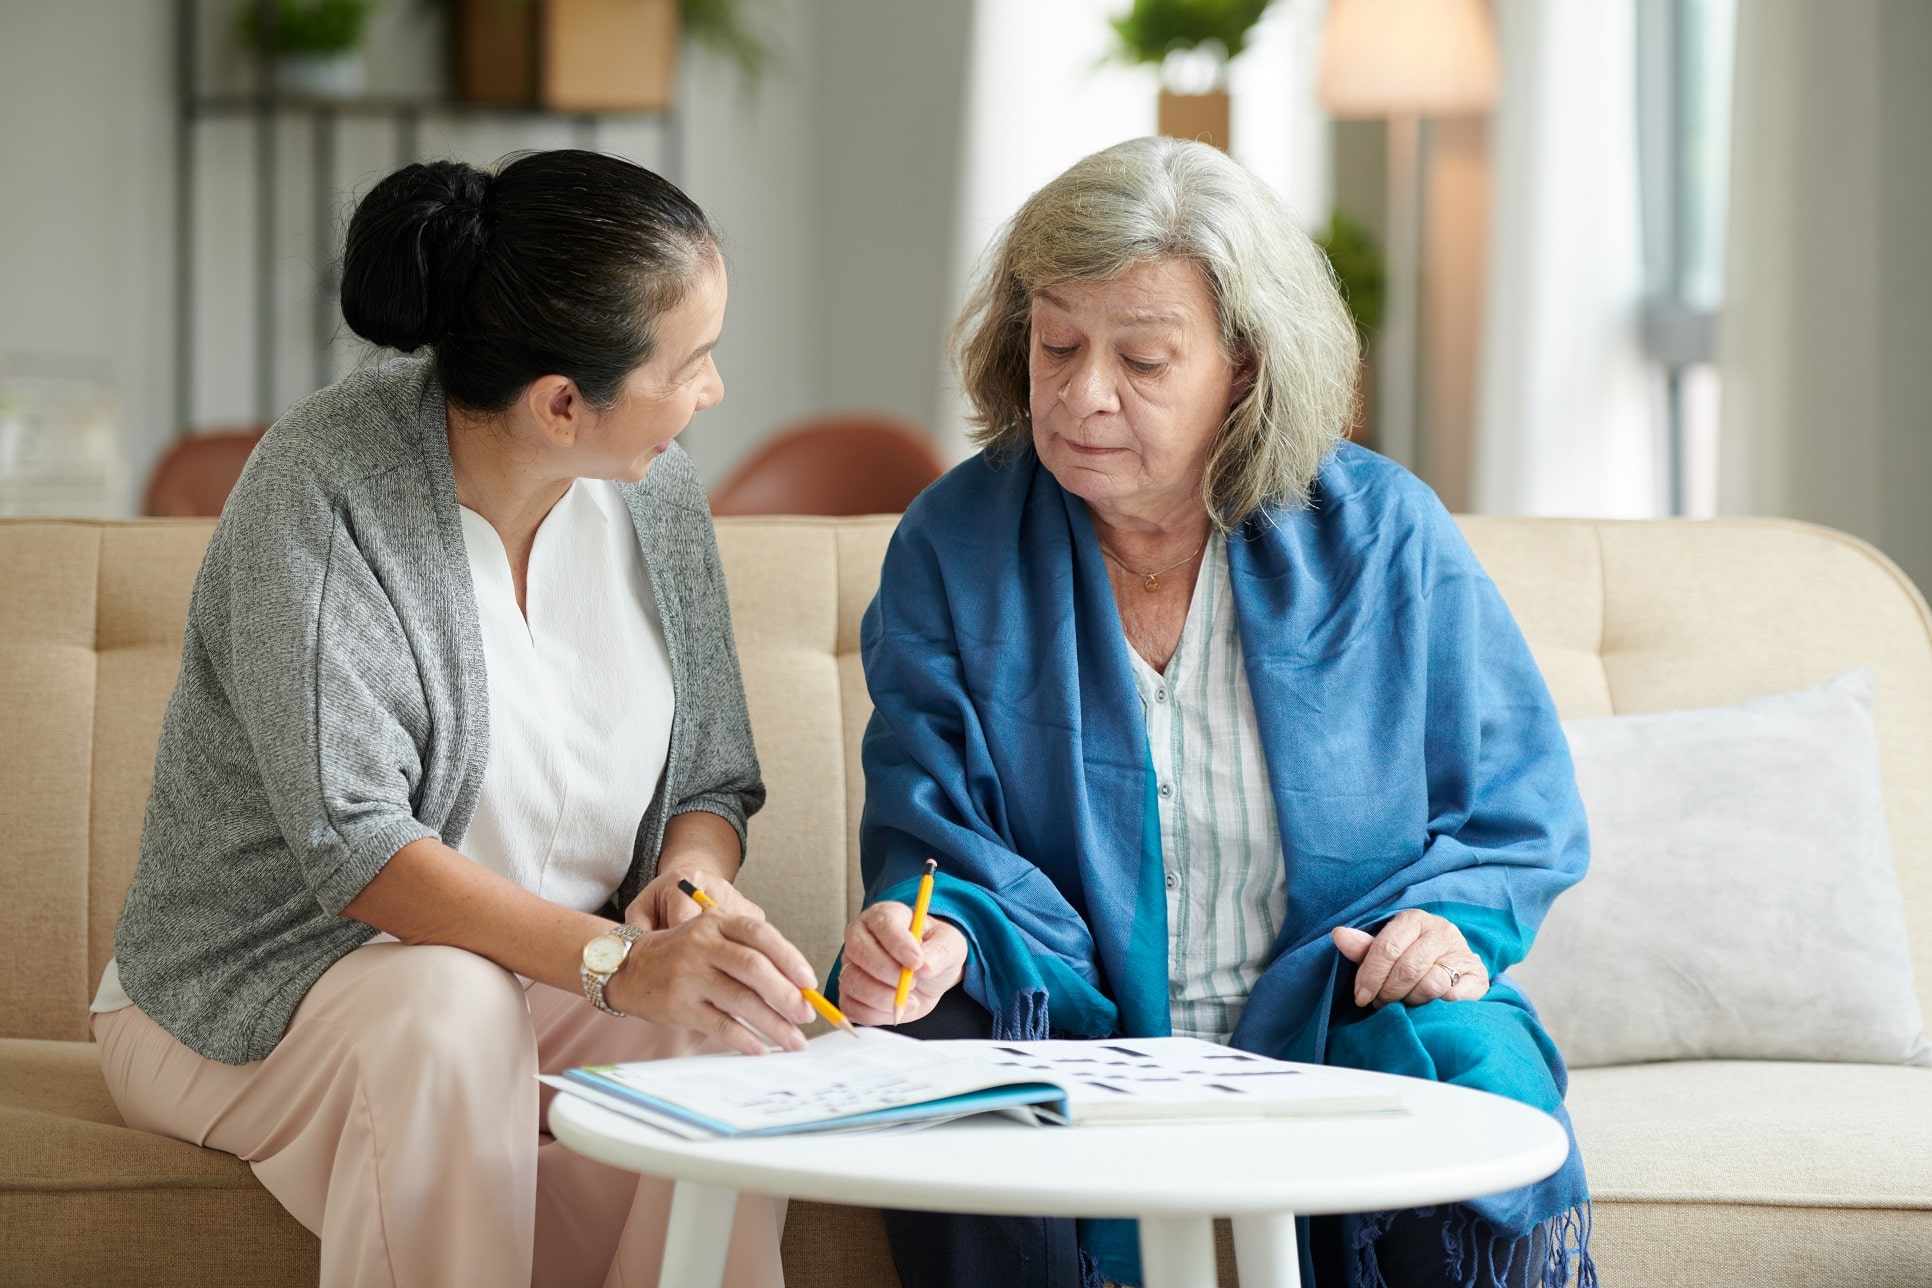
left=0, top=0, right=974, bottom=507
left=0, top=1, right=176, bottom=513
left=1720, top=0, right=1932, bottom=594
left=1876, top=0, right=1932, bottom=598
left=806, top=0, right=972, bottom=447
left=668, top=0, right=822, bottom=482
left=688, top=0, right=972, bottom=478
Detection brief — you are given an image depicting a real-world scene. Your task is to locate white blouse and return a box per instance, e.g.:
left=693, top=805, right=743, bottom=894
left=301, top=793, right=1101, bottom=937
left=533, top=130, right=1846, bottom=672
left=456, top=478, right=675, bottom=913
left=91, top=477, right=673, bottom=1014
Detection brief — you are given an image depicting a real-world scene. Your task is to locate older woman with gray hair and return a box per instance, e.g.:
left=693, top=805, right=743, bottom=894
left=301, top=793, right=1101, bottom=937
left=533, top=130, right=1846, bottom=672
left=833, top=137, right=1596, bottom=1288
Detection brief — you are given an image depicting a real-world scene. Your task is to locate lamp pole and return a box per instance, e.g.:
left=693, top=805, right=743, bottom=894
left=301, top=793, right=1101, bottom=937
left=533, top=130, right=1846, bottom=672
left=1380, top=112, right=1422, bottom=471
left=1317, top=0, right=1498, bottom=476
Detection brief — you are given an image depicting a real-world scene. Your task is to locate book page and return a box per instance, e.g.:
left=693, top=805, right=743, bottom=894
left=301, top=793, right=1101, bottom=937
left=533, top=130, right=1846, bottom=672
left=954, top=1037, right=1404, bottom=1121
left=567, top=1027, right=1061, bottom=1135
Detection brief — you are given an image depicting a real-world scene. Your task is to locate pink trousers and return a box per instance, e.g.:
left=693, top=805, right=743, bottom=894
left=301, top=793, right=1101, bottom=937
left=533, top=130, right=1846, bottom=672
left=92, top=942, right=785, bottom=1288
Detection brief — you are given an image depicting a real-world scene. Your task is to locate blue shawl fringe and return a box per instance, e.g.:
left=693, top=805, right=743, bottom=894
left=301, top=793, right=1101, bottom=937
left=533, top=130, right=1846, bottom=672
left=1349, top=1202, right=1597, bottom=1288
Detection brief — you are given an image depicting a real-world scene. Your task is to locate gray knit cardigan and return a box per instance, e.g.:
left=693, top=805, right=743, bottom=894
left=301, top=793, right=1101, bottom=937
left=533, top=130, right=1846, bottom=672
left=114, top=355, right=765, bottom=1065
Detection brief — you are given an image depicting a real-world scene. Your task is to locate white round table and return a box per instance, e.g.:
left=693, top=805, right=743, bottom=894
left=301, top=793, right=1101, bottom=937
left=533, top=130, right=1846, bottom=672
left=548, top=1065, right=1569, bottom=1288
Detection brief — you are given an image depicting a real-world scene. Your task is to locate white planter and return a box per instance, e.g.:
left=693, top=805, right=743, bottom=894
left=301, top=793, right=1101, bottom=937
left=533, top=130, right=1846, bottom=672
left=272, top=51, right=365, bottom=99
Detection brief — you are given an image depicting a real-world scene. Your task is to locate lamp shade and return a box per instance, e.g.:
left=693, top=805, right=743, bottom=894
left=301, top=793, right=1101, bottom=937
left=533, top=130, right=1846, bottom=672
left=1317, top=0, right=1500, bottom=118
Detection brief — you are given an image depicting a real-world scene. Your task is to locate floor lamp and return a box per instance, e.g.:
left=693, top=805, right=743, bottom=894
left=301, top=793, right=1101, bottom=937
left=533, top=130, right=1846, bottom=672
left=1318, top=0, right=1498, bottom=472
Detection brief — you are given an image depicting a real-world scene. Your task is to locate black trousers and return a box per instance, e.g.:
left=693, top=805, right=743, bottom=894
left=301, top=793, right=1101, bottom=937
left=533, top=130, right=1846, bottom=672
left=880, top=990, right=1086, bottom=1288
left=879, top=991, right=1546, bottom=1288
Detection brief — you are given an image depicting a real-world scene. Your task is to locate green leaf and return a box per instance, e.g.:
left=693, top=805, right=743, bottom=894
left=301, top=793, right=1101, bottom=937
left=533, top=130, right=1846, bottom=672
left=679, top=0, right=781, bottom=90
left=236, top=0, right=380, bottom=55
left=1108, top=0, right=1278, bottom=65
left=1316, top=209, right=1386, bottom=342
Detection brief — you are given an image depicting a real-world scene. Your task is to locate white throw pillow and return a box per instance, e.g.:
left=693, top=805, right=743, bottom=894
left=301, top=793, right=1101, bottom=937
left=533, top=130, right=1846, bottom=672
left=1512, top=668, right=1932, bottom=1069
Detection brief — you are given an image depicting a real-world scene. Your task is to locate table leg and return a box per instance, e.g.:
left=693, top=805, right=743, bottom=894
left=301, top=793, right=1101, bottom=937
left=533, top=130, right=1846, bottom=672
left=658, top=1180, right=740, bottom=1288
left=1229, top=1212, right=1301, bottom=1288
left=1137, top=1215, right=1219, bottom=1288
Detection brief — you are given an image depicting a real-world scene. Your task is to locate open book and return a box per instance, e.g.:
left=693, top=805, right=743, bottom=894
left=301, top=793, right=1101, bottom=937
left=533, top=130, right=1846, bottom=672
left=546, top=1028, right=1403, bottom=1139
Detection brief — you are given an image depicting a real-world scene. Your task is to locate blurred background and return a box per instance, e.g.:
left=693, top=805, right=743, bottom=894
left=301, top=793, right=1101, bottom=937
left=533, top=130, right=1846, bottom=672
left=1, top=0, right=1929, bottom=585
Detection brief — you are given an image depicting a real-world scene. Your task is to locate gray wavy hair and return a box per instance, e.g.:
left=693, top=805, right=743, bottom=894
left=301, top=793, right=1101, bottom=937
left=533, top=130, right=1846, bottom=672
left=952, top=136, right=1360, bottom=527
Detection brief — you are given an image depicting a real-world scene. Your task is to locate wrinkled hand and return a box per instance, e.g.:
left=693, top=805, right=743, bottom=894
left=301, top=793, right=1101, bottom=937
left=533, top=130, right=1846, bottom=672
left=626, top=867, right=767, bottom=933
left=839, top=902, right=969, bottom=1027
left=603, top=911, right=818, bottom=1055
left=1331, top=910, right=1489, bottom=1008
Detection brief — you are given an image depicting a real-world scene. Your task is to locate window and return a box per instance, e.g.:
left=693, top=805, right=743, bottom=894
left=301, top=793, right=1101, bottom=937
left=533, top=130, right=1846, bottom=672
left=1637, top=0, right=1736, bottom=517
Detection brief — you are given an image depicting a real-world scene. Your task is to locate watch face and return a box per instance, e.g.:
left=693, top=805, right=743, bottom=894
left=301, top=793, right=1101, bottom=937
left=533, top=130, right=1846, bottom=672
left=582, top=935, right=629, bottom=974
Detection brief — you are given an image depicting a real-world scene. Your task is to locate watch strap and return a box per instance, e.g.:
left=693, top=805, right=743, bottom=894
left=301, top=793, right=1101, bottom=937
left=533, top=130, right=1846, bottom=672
left=581, top=924, right=645, bottom=1017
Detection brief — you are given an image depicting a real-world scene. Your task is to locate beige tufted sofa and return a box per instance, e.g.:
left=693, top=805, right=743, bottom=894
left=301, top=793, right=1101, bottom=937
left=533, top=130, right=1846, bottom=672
left=3, top=513, right=1929, bottom=1287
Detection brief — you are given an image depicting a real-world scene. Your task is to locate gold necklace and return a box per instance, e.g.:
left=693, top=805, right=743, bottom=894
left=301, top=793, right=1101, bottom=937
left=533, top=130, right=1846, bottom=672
left=1099, top=540, right=1203, bottom=592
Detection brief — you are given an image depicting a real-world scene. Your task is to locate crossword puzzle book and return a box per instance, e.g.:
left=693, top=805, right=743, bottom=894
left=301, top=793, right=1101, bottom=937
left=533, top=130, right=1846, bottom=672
left=548, top=1028, right=1403, bottom=1139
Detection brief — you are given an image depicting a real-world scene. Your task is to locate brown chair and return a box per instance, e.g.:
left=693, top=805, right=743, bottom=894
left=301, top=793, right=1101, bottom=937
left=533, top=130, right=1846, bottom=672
left=143, top=427, right=267, bottom=518
left=708, top=415, right=946, bottom=517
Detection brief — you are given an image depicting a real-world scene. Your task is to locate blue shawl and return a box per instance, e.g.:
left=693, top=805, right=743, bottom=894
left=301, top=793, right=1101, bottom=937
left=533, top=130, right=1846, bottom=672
left=844, top=444, right=1594, bottom=1287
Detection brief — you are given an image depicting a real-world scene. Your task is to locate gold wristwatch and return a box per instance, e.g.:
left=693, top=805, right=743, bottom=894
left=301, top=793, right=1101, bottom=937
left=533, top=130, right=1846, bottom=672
left=580, top=924, right=645, bottom=1016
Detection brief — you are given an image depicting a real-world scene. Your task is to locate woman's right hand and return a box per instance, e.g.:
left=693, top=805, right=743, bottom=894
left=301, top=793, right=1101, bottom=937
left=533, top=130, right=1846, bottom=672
left=604, top=914, right=819, bottom=1055
left=838, top=902, right=969, bottom=1027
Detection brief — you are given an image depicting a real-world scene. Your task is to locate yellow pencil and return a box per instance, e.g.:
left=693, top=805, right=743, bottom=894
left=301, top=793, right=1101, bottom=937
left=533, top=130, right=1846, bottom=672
left=677, top=878, right=722, bottom=911
left=894, top=858, right=939, bottom=1024
left=676, top=879, right=858, bottom=1037
left=801, top=987, right=859, bottom=1037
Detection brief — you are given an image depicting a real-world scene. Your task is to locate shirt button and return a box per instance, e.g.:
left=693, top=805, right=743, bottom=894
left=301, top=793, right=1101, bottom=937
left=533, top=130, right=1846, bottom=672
left=1165, top=872, right=1178, bottom=889
left=1155, top=687, right=1168, bottom=703
left=1159, top=783, right=1173, bottom=799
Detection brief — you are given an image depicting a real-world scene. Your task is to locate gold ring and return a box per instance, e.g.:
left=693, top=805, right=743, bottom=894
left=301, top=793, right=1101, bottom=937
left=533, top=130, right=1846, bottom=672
left=1441, top=964, right=1463, bottom=988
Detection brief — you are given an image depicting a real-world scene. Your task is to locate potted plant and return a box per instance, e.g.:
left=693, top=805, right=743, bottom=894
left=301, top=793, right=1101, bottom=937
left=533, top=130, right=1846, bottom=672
left=1315, top=209, right=1385, bottom=442
left=237, top=0, right=381, bottom=99
left=678, top=0, right=776, bottom=87
left=455, top=0, right=774, bottom=113
left=1109, top=0, right=1277, bottom=150
left=1316, top=210, right=1384, bottom=346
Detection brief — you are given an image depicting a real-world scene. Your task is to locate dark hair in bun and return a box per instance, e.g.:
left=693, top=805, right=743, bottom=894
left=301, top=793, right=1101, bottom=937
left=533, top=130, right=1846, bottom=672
left=340, top=149, right=716, bottom=412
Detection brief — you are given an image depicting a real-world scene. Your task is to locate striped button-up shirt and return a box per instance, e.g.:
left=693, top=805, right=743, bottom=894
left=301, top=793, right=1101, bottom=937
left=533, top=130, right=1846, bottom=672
left=1127, top=534, right=1287, bottom=1044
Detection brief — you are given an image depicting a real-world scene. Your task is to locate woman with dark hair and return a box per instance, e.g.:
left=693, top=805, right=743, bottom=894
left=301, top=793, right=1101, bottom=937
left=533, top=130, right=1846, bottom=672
left=92, top=151, right=802, bottom=1286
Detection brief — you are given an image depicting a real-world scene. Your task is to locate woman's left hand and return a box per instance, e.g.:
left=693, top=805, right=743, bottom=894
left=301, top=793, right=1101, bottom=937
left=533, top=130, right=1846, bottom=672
left=626, top=866, right=767, bottom=932
left=623, top=812, right=767, bottom=931
left=1331, top=910, right=1489, bottom=1008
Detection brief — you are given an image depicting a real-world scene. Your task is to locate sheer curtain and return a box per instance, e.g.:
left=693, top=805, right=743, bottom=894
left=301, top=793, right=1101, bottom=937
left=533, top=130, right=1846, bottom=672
left=1472, top=0, right=1659, bottom=517
left=934, top=0, right=1333, bottom=454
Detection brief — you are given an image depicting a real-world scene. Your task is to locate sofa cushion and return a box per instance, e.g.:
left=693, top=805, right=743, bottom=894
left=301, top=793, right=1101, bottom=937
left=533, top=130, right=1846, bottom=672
left=0, top=526, right=103, bottom=1043
left=0, top=1037, right=911, bottom=1287
left=0, top=1038, right=261, bottom=1192
left=780, top=1201, right=903, bottom=1287
left=1582, top=1203, right=1932, bottom=1288
left=2, top=1188, right=322, bottom=1288
left=0, top=1041, right=909, bottom=1286
left=1570, top=1060, right=1932, bottom=1288
left=1518, top=670, right=1929, bottom=1069
left=0, top=1037, right=320, bottom=1286
left=1568, top=1060, right=1932, bottom=1206
left=713, top=516, right=896, bottom=978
